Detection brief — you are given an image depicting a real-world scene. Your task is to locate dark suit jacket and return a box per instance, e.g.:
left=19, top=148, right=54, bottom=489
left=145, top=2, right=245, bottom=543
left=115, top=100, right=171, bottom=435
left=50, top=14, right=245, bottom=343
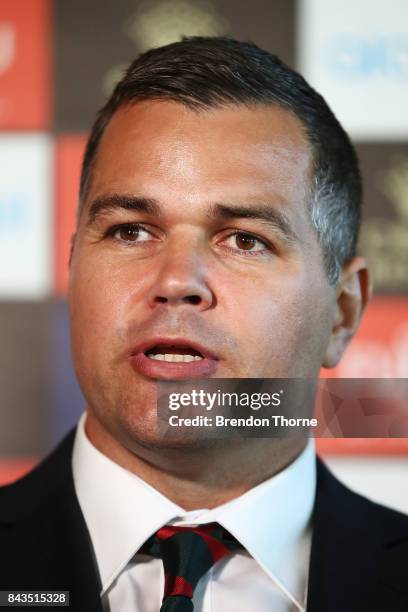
left=1, top=429, right=408, bottom=611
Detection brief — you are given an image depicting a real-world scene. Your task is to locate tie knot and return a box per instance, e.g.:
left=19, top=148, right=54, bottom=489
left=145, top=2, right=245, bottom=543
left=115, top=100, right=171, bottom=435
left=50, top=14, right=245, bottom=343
left=140, top=523, right=241, bottom=611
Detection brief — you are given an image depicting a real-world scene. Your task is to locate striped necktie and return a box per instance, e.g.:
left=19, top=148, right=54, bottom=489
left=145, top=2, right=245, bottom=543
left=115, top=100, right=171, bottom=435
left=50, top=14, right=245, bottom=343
left=140, top=523, right=242, bottom=611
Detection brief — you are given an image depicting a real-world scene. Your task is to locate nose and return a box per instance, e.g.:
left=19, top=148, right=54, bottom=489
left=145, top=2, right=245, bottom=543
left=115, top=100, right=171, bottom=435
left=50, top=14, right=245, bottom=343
left=148, top=239, right=215, bottom=311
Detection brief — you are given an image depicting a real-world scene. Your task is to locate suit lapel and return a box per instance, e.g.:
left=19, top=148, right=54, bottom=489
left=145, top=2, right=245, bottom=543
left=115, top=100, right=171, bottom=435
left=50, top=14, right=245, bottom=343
left=307, top=459, right=408, bottom=612
left=4, top=432, right=408, bottom=612
left=0, top=430, right=103, bottom=612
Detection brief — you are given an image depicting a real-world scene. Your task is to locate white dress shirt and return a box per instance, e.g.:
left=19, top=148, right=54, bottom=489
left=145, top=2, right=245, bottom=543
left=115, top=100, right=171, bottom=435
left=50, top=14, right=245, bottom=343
left=72, top=413, right=316, bottom=611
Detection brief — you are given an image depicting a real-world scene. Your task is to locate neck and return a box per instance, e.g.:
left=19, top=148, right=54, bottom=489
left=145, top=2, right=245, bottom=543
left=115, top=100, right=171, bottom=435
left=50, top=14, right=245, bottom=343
left=85, top=409, right=307, bottom=510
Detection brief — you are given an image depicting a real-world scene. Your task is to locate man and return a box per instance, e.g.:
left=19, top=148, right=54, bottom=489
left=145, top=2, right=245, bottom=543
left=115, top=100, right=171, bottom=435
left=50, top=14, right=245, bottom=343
left=1, top=37, right=408, bottom=612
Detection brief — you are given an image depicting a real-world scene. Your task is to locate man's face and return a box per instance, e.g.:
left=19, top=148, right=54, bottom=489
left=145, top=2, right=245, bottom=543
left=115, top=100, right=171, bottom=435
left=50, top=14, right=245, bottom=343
left=69, top=101, right=336, bottom=448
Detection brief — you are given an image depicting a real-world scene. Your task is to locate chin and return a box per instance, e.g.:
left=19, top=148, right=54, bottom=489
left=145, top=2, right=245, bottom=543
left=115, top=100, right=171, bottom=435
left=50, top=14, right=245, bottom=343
left=129, top=433, right=222, bottom=453
left=115, top=410, right=220, bottom=454
left=137, top=425, right=216, bottom=451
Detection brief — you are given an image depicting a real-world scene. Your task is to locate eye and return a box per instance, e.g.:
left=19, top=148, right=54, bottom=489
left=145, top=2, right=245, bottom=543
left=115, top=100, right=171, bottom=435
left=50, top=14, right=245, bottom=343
left=108, top=223, right=153, bottom=244
left=222, top=231, right=269, bottom=255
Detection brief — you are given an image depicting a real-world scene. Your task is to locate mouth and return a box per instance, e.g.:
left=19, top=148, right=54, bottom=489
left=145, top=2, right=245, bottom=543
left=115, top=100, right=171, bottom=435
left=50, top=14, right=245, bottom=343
left=130, top=338, right=218, bottom=379
left=145, top=344, right=204, bottom=363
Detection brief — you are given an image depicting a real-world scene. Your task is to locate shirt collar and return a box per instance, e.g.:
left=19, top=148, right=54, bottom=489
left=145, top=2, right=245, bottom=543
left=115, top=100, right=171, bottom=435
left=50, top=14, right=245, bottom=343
left=72, top=413, right=184, bottom=593
left=202, top=439, right=316, bottom=608
left=72, top=412, right=315, bottom=607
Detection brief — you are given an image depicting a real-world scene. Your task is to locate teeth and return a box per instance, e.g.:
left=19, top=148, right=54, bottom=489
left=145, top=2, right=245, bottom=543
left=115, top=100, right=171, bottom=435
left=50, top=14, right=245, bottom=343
left=147, top=353, right=203, bottom=363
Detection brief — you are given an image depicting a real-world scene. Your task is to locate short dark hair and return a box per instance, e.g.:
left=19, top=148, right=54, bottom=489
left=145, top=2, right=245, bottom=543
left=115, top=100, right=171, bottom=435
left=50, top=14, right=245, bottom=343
left=79, top=36, right=362, bottom=284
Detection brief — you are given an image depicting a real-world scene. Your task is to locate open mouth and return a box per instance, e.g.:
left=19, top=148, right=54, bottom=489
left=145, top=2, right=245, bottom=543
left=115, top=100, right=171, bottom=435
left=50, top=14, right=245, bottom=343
left=145, top=345, right=204, bottom=363
left=131, top=338, right=218, bottom=379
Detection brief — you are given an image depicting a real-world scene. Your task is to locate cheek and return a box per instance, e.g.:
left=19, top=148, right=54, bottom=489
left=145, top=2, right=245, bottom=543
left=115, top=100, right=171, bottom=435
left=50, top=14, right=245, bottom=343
left=68, top=255, right=144, bottom=364
left=222, top=273, right=332, bottom=376
left=70, top=251, right=148, bottom=317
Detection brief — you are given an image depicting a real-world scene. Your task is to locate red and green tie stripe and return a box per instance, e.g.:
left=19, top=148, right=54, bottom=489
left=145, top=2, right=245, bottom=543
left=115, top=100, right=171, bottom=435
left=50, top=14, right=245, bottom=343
left=140, top=523, right=242, bottom=611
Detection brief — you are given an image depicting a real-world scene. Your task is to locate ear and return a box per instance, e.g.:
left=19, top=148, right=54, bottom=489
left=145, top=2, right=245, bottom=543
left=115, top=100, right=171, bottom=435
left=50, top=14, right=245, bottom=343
left=323, top=256, right=372, bottom=368
left=68, top=232, right=76, bottom=267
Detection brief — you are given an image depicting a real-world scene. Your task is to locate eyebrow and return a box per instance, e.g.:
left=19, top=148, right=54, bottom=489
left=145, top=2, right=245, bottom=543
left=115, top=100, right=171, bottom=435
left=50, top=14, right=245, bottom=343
left=86, top=193, right=298, bottom=243
left=86, top=194, right=161, bottom=225
left=209, top=203, right=298, bottom=244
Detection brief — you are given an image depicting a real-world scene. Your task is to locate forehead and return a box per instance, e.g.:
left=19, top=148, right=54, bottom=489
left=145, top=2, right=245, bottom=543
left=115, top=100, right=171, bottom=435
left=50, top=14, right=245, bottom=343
left=87, top=100, right=312, bottom=216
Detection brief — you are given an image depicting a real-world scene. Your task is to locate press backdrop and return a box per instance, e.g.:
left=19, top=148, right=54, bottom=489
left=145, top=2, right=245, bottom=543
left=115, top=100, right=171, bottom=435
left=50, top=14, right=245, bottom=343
left=0, top=0, right=407, bottom=509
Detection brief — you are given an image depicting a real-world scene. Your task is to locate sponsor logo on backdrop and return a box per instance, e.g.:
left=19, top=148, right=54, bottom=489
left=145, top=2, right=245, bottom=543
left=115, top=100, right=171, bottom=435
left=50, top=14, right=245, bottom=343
left=126, top=0, right=229, bottom=51
left=0, top=136, right=52, bottom=298
left=0, top=0, right=50, bottom=129
left=360, top=156, right=408, bottom=291
left=0, top=192, right=25, bottom=229
left=54, top=0, right=294, bottom=131
left=298, top=0, right=408, bottom=138
left=322, top=34, right=408, bottom=80
left=103, top=0, right=230, bottom=95
left=0, top=22, right=15, bottom=75
left=335, top=323, right=408, bottom=378
left=327, top=299, right=408, bottom=378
